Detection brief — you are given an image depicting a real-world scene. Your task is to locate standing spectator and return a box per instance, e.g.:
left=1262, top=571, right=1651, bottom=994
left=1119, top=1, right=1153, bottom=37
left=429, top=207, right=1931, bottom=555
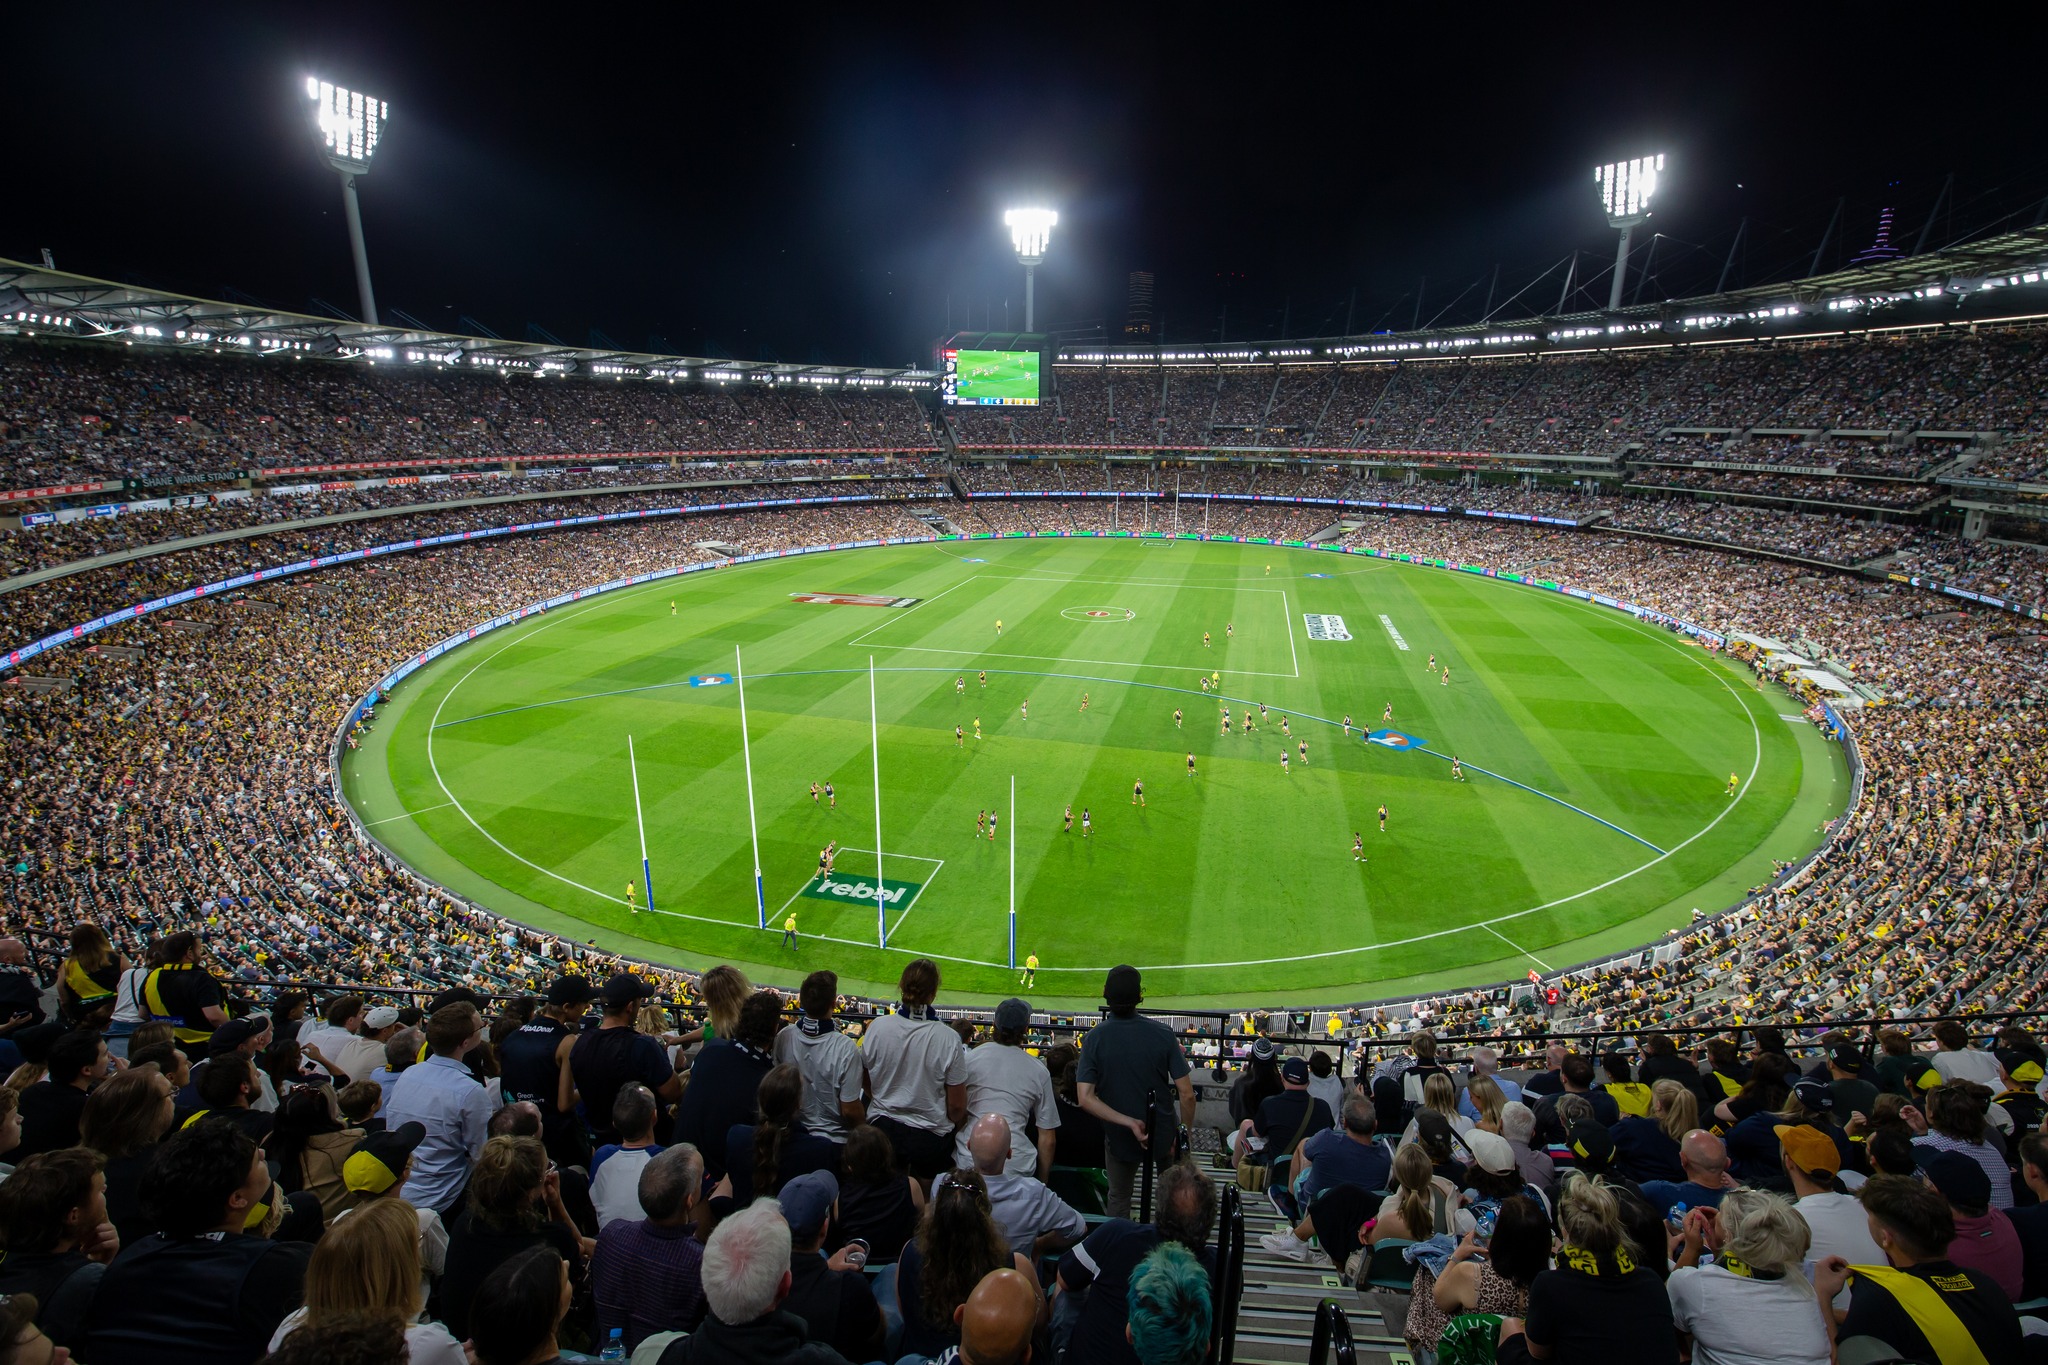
left=895, top=1169, right=1040, bottom=1361
left=726, top=1063, right=839, bottom=1205
left=957, top=998, right=1060, bottom=1178
left=1921, top=1021, right=2004, bottom=1090
left=569, top=974, right=682, bottom=1150
left=384, top=1002, right=492, bottom=1218
left=1668, top=1187, right=1828, bottom=1363
left=1913, top=1151, right=2024, bottom=1301
left=0, top=1147, right=118, bottom=1353
left=1499, top=1174, right=1677, bottom=1365
left=1814, top=1174, right=2023, bottom=1363
left=84, top=1116, right=313, bottom=1365
left=774, top=970, right=866, bottom=1148
left=653, top=1198, right=854, bottom=1365
left=1075, top=965, right=1195, bottom=1219
left=1611, top=1079, right=1696, bottom=1184
left=937, top=1114, right=1086, bottom=1259
left=834, top=1121, right=924, bottom=1266
left=1778, top=1124, right=1883, bottom=1310
left=141, top=932, right=225, bottom=1048
left=497, top=975, right=595, bottom=1167
left=673, top=991, right=780, bottom=1184
left=1126, top=1241, right=1213, bottom=1365
left=80, top=1061, right=176, bottom=1246
left=263, top=1196, right=466, bottom=1365
left=335, top=1007, right=403, bottom=1088
left=439, top=1135, right=587, bottom=1343
left=777, top=1170, right=887, bottom=1363
left=860, top=959, right=968, bottom=1181
left=8, top=1028, right=108, bottom=1159
left=591, top=1144, right=708, bottom=1353
left=1046, top=1042, right=1106, bottom=1169
left=57, top=924, right=126, bottom=1029
left=590, top=1082, right=665, bottom=1227
left=1054, top=1159, right=1214, bottom=1365
left=1907, top=1082, right=2015, bottom=1210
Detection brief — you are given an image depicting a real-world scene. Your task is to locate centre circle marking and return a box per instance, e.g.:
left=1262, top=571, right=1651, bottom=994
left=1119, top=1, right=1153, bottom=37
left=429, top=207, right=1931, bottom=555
left=1060, top=605, right=1135, bottom=622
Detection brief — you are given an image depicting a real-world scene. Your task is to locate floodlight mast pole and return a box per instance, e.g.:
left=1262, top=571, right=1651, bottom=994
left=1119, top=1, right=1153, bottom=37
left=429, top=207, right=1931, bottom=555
left=1608, top=222, right=1635, bottom=312
left=336, top=169, right=379, bottom=326
left=307, top=78, right=388, bottom=326
left=1595, top=154, right=1664, bottom=313
left=1005, top=209, right=1057, bottom=333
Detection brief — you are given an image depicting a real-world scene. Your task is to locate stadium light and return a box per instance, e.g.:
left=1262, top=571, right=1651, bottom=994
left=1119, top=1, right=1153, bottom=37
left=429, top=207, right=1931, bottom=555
left=1005, top=208, right=1057, bottom=332
left=1594, top=153, right=1664, bottom=311
left=306, top=76, right=390, bottom=326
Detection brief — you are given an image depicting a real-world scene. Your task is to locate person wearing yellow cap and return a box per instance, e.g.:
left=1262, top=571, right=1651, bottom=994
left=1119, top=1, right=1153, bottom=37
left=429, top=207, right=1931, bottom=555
left=1991, top=1048, right=2047, bottom=1134
left=1775, top=1121, right=1883, bottom=1310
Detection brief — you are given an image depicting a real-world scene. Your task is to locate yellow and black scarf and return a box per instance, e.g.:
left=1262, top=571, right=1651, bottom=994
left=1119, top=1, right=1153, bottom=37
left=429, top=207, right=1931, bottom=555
left=1558, top=1243, right=1637, bottom=1277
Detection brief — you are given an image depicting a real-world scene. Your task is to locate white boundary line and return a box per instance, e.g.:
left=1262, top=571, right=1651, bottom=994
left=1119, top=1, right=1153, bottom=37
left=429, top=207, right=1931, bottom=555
left=409, top=548, right=1773, bottom=974
left=362, top=799, right=456, bottom=827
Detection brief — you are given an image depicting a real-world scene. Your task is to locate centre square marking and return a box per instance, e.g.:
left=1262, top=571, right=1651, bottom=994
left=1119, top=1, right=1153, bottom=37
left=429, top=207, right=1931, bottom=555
left=1059, top=605, right=1136, bottom=622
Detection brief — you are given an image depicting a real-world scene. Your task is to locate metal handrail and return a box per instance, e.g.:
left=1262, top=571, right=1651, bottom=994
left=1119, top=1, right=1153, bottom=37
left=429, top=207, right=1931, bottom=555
left=1214, top=1183, right=1245, bottom=1364
left=1307, top=1298, right=1358, bottom=1365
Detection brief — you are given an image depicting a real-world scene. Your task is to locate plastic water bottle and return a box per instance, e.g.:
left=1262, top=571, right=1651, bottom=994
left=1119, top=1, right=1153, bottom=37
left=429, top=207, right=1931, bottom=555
left=598, top=1328, right=626, bottom=1362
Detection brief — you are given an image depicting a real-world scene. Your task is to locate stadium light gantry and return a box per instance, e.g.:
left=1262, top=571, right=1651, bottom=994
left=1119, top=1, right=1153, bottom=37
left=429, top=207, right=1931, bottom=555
left=307, top=76, right=390, bottom=327
left=1005, top=208, right=1057, bottom=333
left=1594, top=153, right=1663, bottom=311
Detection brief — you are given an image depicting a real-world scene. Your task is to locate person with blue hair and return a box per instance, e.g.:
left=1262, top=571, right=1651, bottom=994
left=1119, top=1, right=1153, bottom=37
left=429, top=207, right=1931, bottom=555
left=1125, top=1241, right=1212, bottom=1365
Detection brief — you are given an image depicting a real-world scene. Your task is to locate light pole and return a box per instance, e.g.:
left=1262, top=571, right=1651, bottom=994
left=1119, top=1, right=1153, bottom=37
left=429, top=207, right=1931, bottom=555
left=307, top=77, right=390, bottom=326
left=1005, top=208, right=1057, bottom=333
left=1595, top=154, right=1663, bottom=311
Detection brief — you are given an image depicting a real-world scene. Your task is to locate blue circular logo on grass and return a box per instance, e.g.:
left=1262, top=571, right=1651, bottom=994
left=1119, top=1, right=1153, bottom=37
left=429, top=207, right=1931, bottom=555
left=1365, top=729, right=1426, bottom=751
left=961, top=557, right=987, bottom=563
left=1305, top=572, right=1331, bottom=578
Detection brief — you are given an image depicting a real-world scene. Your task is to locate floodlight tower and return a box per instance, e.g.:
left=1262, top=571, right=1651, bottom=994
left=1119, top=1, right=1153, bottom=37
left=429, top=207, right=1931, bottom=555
left=1594, top=154, right=1664, bottom=311
left=1005, top=208, right=1057, bottom=332
left=306, top=77, right=390, bottom=326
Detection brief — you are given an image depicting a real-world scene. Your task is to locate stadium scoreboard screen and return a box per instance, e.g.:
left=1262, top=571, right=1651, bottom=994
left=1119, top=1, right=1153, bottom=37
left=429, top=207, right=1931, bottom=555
left=942, top=348, right=1040, bottom=406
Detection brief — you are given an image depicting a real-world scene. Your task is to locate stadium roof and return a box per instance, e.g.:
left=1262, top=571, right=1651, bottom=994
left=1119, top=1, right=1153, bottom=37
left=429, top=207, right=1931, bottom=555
left=0, top=258, right=937, bottom=389
left=1059, top=225, right=2048, bottom=364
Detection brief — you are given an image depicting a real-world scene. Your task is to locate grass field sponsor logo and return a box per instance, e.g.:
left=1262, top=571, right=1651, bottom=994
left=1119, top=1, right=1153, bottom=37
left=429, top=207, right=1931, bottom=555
left=1378, top=614, right=1410, bottom=651
left=1366, top=729, right=1427, bottom=751
left=790, top=592, right=921, bottom=608
left=1060, top=605, right=1135, bottom=622
left=687, top=674, right=733, bottom=687
left=800, top=873, right=924, bottom=906
left=1303, top=613, right=1351, bottom=641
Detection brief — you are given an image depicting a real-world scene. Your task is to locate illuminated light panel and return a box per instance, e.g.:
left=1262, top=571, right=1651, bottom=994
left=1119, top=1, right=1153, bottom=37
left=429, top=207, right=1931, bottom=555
left=1595, top=153, right=1664, bottom=223
left=306, top=77, right=388, bottom=168
left=1005, top=208, right=1057, bottom=261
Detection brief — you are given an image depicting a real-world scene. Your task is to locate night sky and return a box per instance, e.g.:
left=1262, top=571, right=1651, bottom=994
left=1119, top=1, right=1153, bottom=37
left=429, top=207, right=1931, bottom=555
left=13, top=5, right=2046, bottom=367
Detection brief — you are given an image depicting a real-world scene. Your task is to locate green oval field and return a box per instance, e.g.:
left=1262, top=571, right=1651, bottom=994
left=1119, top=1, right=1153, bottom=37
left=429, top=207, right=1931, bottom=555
left=341, top=537, right=1847, bottom=1006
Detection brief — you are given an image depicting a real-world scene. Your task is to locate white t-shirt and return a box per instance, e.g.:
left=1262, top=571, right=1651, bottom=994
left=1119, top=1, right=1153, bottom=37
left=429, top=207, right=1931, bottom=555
left=111, top=967, right=151, bottom=1025
left=861, top=1011, right=968, bottom=1134
left=302, top=1023, right=358, bottom=1074
left=1793, top=1191, right=1885, bottom=1310
left=1666, top=1263, right=1830, bottom=1365
left=955, top=1042, right=1061, bottom=1175
left=1930, top=1048, right=2003, bottom=1089
left=591, top=1145, right=660, bottom=1228
left=269, top=1308, right=467, bottom=1365
left=774, top=1022, right=866, bottom=1144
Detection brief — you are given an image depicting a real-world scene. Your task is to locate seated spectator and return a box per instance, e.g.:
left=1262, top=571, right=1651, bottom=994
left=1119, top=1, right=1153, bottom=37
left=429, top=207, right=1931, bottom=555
left=898, top=1265, right=1039, bottom=1365
left=84, top=1116, right=313, bottom=1365
left=777, top=1171, right=886, bottom=1363
left=1305, top=1049, right=1345, bottom=1125
left=672, top=991, right=779, bottom=1184
left=2007, top=1133, right=2048, bottom=1305
left=654, top=1198, right=854, bottom=1364
left=935, top=1113, right=1085, bottom=1260
left=193, top=1053, right=281, bottom=1144
left=1610, top=1079, right=1696, bottom=1184
left=1920, top=1021, right=2005, bottom=1091
left=264, top=1196, right=465, bottom=1365
left=335, top=1006, right=403, bottom=1088
left=1600, top=1052, right=1654, bottom=1117
left=0, top=1147, right=117, bottom=1353
left=8, top=1028, right=108, bottom=1160
left=1055, top=1159, right=1213, bottom=1365
left=1712, top=1052, right=1791, bottom=1129
left=1463, top=1074, right=1508, bottom=1133
left=466, top=1246, right=576, bottom=1365
left=1908, top=1081, right=2015, bottom=1210
left=1371, top=1141, right=1474, bottom=1245
left=1460, top=1130, right=1546, bottom=1223
left=1635, top=1034, right=1707, bottom=1108
left=591, top=1144, right=707, bottom=1352
left=384, top=1003, right=492, bottom=1219
left=79, top=1060, right=175, bottom=1247
left=336, top=1079, right=384, bottom=1133
left=1423, top=1194, right=1547, bottom=1342
left=1668, top=1187, right=1828, bottom=1365
left=1827, top=1044, right=1881, bottom=1120
left=1227, top=1039, right=1283, bottom=1131
left=257, top=1309, right=411, bottom=1365
left=1127, top=1241, right=1212, bottom=1365
left=725, top=1064, right=839, bottom=1205
left=1914, top=1150, right=2024, bottom=1301
left=1727, top=1079, right=1847, bottom=1190
left=1531, top=1053, right=1620, bottom=1143
left=1639, top=1130, right=1733, bottom=1219
left=1259, top=1092, right=1392, bottom=1264
left=1500, top=1100, right=1554, bottom=1197
left=1992, top=1049, right=2047, bottom=1136
left=1235, top=1056, right=1333, bottom=1168
left=439, top=1135, right=587, bottom=1343
left=268, top=1084, right=365, bottom=1221
left=1499, top=1173, right=1676, bottom=1365
left=832, top=1121, right=923, bottom=1265
left=895, top=1168, right=1039, bottom=1360
left=591, top=1082, right=665, bottom=1227
left=1813, top=1174, right=2023, bottom=1363
left=1397, top=1072, right=1473, bottom=1146
left=1520, top=1043, right=1568, bottom=1099
left=1779, top=1123, right=1883, bottom=1310
left=1458, top=1047, right=1521, bottom=1122
left=335, top=1123, right=446, bottom=1300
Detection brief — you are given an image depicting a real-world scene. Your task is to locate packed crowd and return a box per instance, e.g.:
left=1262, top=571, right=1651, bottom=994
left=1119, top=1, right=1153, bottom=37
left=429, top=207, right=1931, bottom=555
left=1889, top=537, right=2048, bottom=611
left=1624, top=468, right=1933, bottom=510
left=1605, top=498, right=1923, bottom=565
left=0, top=342, right=940, bottom=488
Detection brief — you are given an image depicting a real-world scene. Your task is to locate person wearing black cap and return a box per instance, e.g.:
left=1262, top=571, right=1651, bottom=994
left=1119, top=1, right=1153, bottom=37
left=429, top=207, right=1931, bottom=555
left=568, top=974, right=681, bottom=1150
left=1075, top=964, right=1195, bottom=1219
left=1827, top=1044, right=1880, bottom=1120
left=1231, top=1057, right=1332, bottom=1173
left=1726, top=1079, right=1849, bottom=1191
left=1915, top=1148, right=2023, bottom=1301
left=502, top=975, right=597, bottom=1166
left=956, top=998, right=1060, bottom=1179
